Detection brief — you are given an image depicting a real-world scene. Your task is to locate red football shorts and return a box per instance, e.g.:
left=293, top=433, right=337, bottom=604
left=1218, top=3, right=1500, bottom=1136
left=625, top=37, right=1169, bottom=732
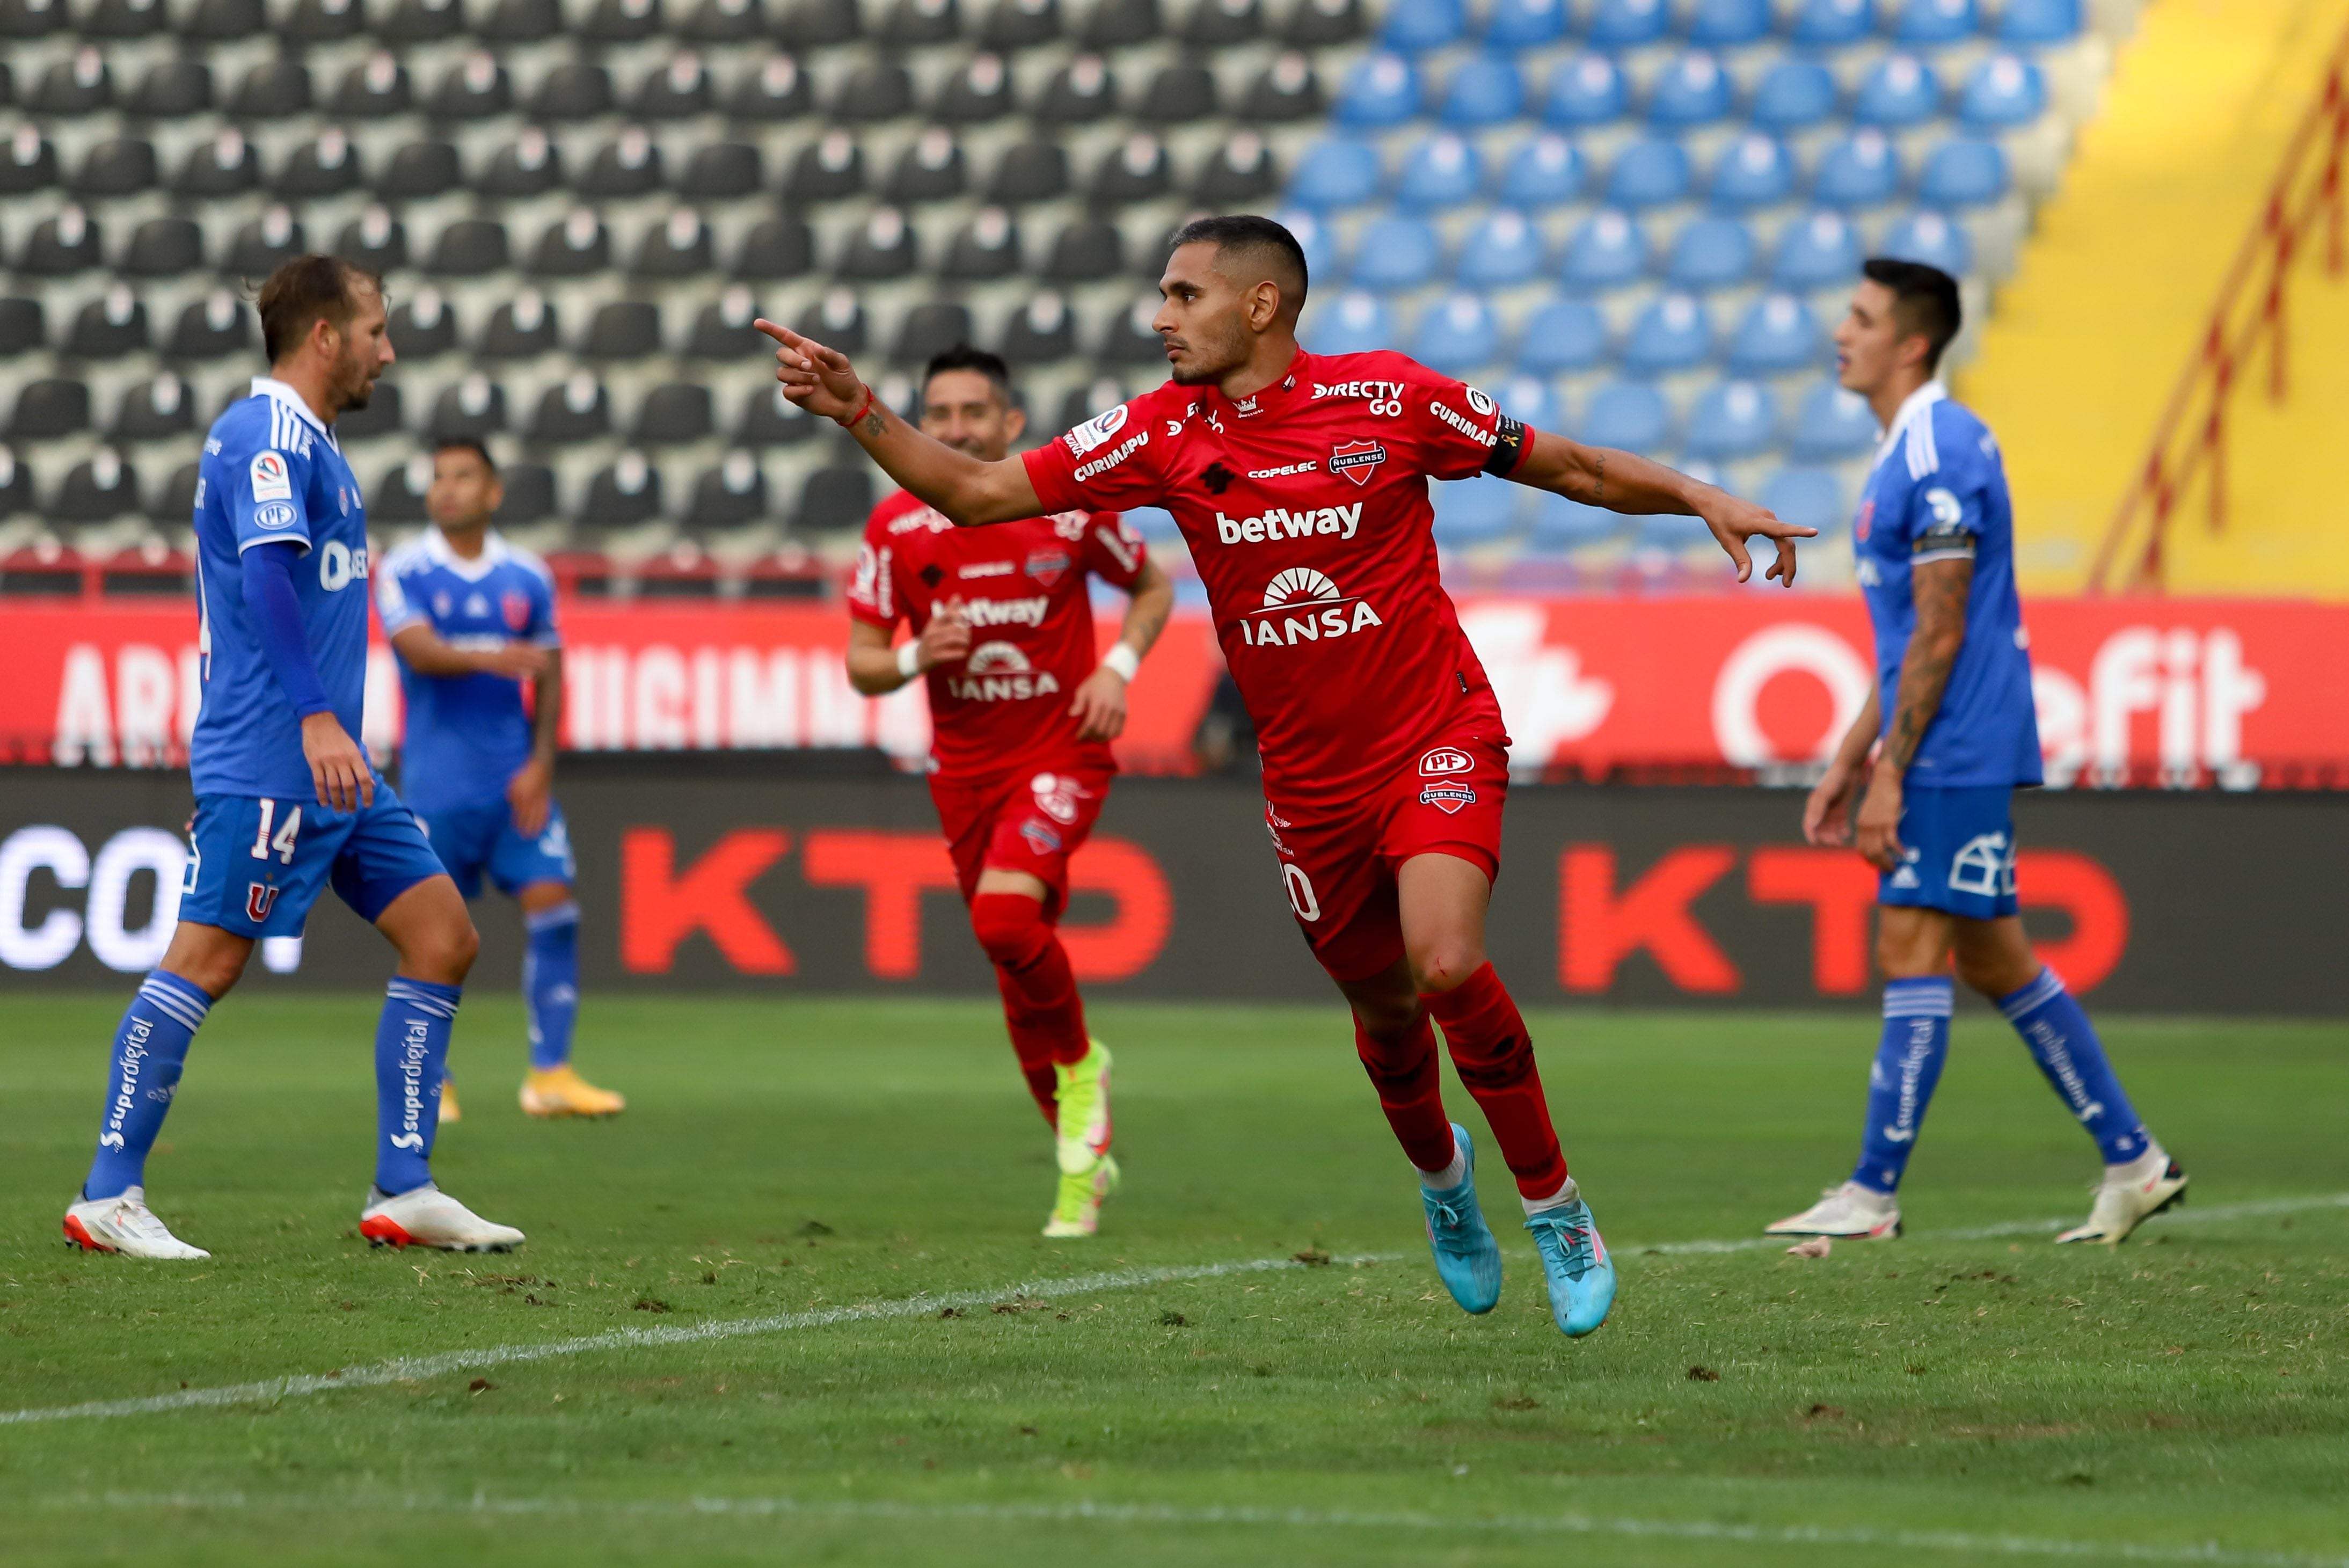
left=930, top=762, right=1113, bottom=918
left=1263, top=729, right=1512, bottom=983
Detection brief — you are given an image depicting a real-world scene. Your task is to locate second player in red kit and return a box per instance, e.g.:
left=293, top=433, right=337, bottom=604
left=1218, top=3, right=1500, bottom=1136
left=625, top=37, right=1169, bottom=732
left=769, top=220, right=1811, bottom=1338
left=845, top=347, right=1172, bottom=1239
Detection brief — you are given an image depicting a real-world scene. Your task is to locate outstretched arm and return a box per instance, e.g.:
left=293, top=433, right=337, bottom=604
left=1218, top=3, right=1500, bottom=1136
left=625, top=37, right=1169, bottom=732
left=1854, top=556, right=1972, bottom=869
left=755, top=319, right=1044, bottom=527
left=1508, top=429, right=1815, bottom=586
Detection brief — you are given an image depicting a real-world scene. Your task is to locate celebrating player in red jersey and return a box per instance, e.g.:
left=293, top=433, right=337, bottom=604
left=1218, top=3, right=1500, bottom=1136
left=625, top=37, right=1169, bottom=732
left=844, top=345, right=1174, bottom=1239
left=763, top=216, right=1811, bottom=1337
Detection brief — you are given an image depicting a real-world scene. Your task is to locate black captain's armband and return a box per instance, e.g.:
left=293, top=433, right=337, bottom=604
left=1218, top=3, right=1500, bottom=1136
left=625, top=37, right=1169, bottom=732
left=1482, top=413, right=1528, bottom=477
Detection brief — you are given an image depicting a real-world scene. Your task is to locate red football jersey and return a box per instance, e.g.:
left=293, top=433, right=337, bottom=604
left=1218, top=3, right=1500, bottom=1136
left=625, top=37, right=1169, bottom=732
left=1024, top=348, right=1531, bottom=811
left=848, top=490, right=1147, bottom=783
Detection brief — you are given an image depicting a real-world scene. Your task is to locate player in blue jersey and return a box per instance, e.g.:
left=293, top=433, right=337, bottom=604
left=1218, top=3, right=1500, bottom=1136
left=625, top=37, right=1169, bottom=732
left=62, top=257, right=524, bottom=1259
left=375, top=438, right=625, bottom=1121
left=1767, top=259, right=2186, bottom=1246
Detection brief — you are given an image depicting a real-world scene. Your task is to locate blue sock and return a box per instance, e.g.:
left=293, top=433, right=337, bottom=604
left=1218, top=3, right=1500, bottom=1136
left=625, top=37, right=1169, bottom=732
left=1851, top=977, right=1953, bottom=1195
left=375, top=978, right=462, bottom=1195
left=84, top=972, right=212, bottom=1200
left=522, top=900, right=581, bottom=1071
left=1998, top=968, right=2149, bottom=1166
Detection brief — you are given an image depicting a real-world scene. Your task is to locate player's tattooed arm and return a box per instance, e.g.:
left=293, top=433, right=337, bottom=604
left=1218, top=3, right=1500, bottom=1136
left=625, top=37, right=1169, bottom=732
left=1854, top=557, right=1972, bottom=869
left=1507, top=429, right=1817, bottom=585
left=754, top=319, right=1046, bottom=527
left=1118, top=556, right=1176, bottom=660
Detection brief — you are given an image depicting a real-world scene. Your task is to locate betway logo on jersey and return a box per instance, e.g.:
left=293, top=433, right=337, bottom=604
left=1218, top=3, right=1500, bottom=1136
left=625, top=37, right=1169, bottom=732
left=1237, top=568, right=1383, bottom=647
left=963, top=596, right=1049, bottom=628
left=946, top=640, right=1061, bottom=702
left=1215, top=504, right=1362, bottom=545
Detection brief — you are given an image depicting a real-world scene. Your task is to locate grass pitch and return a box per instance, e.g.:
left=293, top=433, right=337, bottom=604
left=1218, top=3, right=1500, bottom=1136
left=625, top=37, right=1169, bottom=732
left=2, top=993, right=2345, bottom=1567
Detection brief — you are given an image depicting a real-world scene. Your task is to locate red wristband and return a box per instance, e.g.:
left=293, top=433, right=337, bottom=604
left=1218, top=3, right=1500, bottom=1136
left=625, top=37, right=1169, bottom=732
left=840, top=383, right=878, bottom=431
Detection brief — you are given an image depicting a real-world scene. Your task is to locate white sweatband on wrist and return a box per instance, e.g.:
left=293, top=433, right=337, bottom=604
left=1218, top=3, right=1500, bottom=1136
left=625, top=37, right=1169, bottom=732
left=1101, top=643, right=1141, bottom=681
left=896, top=641, right=921, bottom=680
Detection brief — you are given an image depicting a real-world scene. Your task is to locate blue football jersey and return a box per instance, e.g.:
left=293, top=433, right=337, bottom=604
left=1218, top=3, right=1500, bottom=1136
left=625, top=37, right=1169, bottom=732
left=189, top=378, right=374, bottom=798
left=374, top=528, right=560, bottom=814
left=1854, top=383, right=2042, bottom=789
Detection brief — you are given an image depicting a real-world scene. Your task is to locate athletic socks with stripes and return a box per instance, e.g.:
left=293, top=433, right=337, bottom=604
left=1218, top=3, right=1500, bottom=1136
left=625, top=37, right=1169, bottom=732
left=375, top=978, right=462, bottom=1196
left=523, top=901, right=582, bottom=1071
left=1851, top=976, right=1953, bottom=1195
left=1998, top=967, right=2150, bottom=1166
left=82, top=971, right=212, bottom=1201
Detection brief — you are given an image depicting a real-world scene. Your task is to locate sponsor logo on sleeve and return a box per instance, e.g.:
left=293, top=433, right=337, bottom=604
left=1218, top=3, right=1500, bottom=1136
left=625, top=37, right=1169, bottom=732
left=252, top=500, right=298, bottom=531
left=1060, top=402, right=1130, bottom=458
left=1429, top=399, right=1497, bottom=447
left=1463, top=385, right=1496, bottom=417
left=1073, top=426, right=1149, bottom=483
left=1418, top=747, right=1474, bottom=777
left=1418, top=783, right=1477, bottom=814
left=1328, top=440, right=1387, bottom=486
left=249, top=450, right=293, bottom=501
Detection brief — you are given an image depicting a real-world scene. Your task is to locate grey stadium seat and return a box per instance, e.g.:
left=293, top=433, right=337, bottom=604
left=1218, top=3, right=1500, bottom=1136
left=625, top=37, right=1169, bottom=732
left=885, top=129, right=967, bottom=204
left=1183, top=0, right=1260, bottom=45
left=684, top=0, right=766, bottom=43
left=329, top=54, right=413, bottom=118
left=685, top=453, right=771, bottom=529
left=726, top=55, right=813, bottom=120
left=580, top=131, right=666, bottom=200
left=181, top=0, right=267, bottom=41
left=333, top=381, right=404, bottom=440
left=482, top=0, right=563, bottom=41
left=682, top=142, right=763, bottom=200
left=17, top=207, right=104, bottom=274
left=583, top=301, right=665, bottom=360
left=28, top=46, right=110, bottom=114
left=388, top=290, right=461, bottom=358
left=228, top=57, right=312, bottom=119
left=428, top=375, right=509, bottom=440
left=528, top=63, right=616, bottom=121
left=223, top=207, right=305, bottom=277
left=1141, top=63, right=1217, bottom=124
left=633, top=211, right=717, bottom=279
left=529, top=209, right=612, bottom=278
left=999, top=291, right=1076, bottom=364
left=794, top=465, right=871, bottom=532
left=482, top=130, right=565, bottom=199
left=428, top=218, right=512, bottom=276
left=687, top=288, right=765, bottom=359
left=1081, top=0, right=1158, bottom=46
left=371, top=456, right=432, bottom=524
left=838, top=207, right=918, bottom=279
left=284, top=0, right=363, bottom=42
left=122, top=217, right=206, bottom=278
left=528, top=374, right=614, bottom=444
left=978, top=0, right=1058, bottom=48
left=0, top=127, right=57, bottom=193
left=1089, top=136, right=1172, bottom=206
left=334, top=206, right=410, bottom=271
left=149, top=462, right=202, bottom=527
left=830, top=62, right=914, bottom=122
left=55, top=450, right=142, bottom=523
left=494, top=464, right=559, bottom=525
left=797, top=288, right=868, bottom=355
left=782, top=0, right=860, bottom=47
left=1098, top=298, right=1169, bottom=364
left=381, top=140, right=463, bottom=201
left=1196, top=133, right=1280, bottom=204
left=478, top=291, right=563, bottom=359
left=933, top=53, right=1016, bottom=122
left=986, top=140, right=1068, bottom=205
left=87, top=0, right=171, bottom=36
left=578, top=453, right=666, bottom=528
left=785, top=131, right=865, bottom=203
left=383, top=0, right=465, bottom=43
left=166, top=291, right=252, bottom=359
left=1281, top=0, right=1365, bottom=44
left=894, top=302, right=975, bottom=365
left=735, top=216, right=816, bottom=279
left=71, top=138, right=157, bottom=198
left=65, top=288, right=150, bottom=358
left=881, top=0, right=958, bottom=46
left=0, top=297, right=46, bottom=356
left=9, top=377, right=92, bottom=440
left=633, top=54, right=716, bottom=119
left=173, top=129, right=261, bottom=198
left=0, top=447, right=32, bottom=518
left=111, top=374, right=196, bottom=443
left=275, top=130, right=366, bottom=198
left=633, top=383, right=716, bottom=445
left=583, top=0, right=666, bottom=45
left=1037, top=55, right=1117, bottom=123
left=125, top=59, right=211, bottom=117
left=736, top=385, right=820, bottom=447
left=428, top=54, right=513, bottom=120
left=1044, top=217, right=1123, bottom=282
left=942, top=207, right=1023, bottom=281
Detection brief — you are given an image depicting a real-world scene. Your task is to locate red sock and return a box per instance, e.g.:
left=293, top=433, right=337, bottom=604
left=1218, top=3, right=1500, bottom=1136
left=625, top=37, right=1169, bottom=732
left=972, top=892, right=1089, bottom=1126
left=1423, top=964, right=1568, bottom=1199
left=1353, top=1012, right=1457, bottom=1173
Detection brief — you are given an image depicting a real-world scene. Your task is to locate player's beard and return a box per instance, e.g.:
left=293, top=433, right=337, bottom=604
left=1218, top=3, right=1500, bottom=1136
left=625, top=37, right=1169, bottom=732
left=335, top=353, right=379, bottom=413
left=1164, top=319, right=1247, bottom=386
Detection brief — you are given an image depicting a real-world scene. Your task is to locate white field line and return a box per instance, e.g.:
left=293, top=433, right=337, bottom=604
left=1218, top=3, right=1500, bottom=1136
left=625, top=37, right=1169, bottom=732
left=5, top=1188, right=2344, bottom=1430
left=45, top=1490, right=2349, bottom=1568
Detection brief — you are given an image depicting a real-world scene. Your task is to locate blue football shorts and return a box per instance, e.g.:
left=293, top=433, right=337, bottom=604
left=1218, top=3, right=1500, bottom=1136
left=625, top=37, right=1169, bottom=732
left=1877, top=783, right=2020, bottom=921
left=179, top=784, right=450, bottom=937
left=416, top=796, right=577, bottom=901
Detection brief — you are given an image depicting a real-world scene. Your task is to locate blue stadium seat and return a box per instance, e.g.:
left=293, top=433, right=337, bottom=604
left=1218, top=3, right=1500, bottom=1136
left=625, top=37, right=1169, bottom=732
left=1396, top=133, right=1484, bottom=209
left=1121, top=505, right=1181, bottom=543
left=1813, top=130, right=1903, bottom=208
left=1310, top=289, right=1396, bottom=355
left=1457, top=208, right=1546, bottom=287
left=1853, top=54, right=1941, bottom=127
left=1336, top=52, right=1420, bottom=127
left=1349, top=213, right=1443, bottom=291
left=1880, top=209, right=1973, bottom=273
left=1431, top=475, right=1521, bottom=546
left=1650, top=52, right=1732, bottom=127
left=1891, top=0, right=1976, bottom=46
left=1710, top=133, right=1796, bottom=209
left=1531, top=491, right=1625, bottom=551
left=1516, top=297, right=1609, bottom=374
left=1727, top=292, right=1826, bottom=375
left=1580, top=378, right=1674, bottom=451
left=1621, top=291, right=1713, bottom=374
left=1560, top=208, right=1650, bottom=290
left=1412, top=293, right=1502, bottom=371
left=1789, top=0, right=1873, bottom=46
left=1759, top=466, right=1848, bottom=538
left=1382, top=0, right=1467, bottom=52
left=1286, top=137, right=1381, bottom=210
left=1665, top=215, right=1757, bottom=290
left=1773, top=208, right=1864, bottom=287
left=1917, top=137, right=2010, bottom=207
left=1498, top=133, right=1586, bottom=207
left=1788, top=378, right=1879, bottom=459
left=1683, top=378, right=1779, bottom=459
left=1486, top=0, right=1567, bottom=46
left=1998, top=0, right=2080, bottom=45
left=1587, top=0, right=1669, bottom=49
left=1751, top=60, right=1839, bottom=133
left=1543, top=54, right=1626, bottom=127
left=1440, top=55, right=1524, bottom=126
left=1607, top=137, right=1691, bottom=208
left=1960, top=54, right=2047, bottom=127
left=1688, top=0, right=1770, bottom=47
left=1278, top=207, right=1343, bottom=282
left=1494, top=373, right=1560, bottom=431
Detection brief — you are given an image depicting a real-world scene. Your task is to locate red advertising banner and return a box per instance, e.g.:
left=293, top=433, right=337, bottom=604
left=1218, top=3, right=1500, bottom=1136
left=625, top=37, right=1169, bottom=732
left=6, top=595, right=2342, bottom=785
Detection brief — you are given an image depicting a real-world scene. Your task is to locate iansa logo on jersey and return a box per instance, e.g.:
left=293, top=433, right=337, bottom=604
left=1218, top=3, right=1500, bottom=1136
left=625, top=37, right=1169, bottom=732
left=947, top=641, right=1061, bottom=702
left=1329, top=440, right=1387, bottom=487
left=1419, top=747, right=1473, bottom=777
left=1238, top=567, right=1383, bottom=647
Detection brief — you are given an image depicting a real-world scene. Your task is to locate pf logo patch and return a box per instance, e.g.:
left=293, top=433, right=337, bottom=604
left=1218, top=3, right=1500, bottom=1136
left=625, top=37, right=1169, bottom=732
left=1329, top=440, right=1387, bottom=487
left=1419, top=746, right=1474, bottom=777
left=245, top=882, right=279, bottom=922
left=1419, top=784, right=1476, bottom=815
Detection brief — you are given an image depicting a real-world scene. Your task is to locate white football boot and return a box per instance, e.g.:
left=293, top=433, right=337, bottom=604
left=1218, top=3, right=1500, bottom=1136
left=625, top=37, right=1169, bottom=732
left=2056, top=1147, right=2188, bottom=1245
left=62, top=1187, right=210, bottom=1259
left=359, top=1185, right=525, bottom=1251
left=1766, top=1181, right=1903, bottom=1239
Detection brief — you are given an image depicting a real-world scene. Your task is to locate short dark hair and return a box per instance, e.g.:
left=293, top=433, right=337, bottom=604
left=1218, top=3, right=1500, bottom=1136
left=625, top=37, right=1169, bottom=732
left=922, top=343, right=1013, bottom=406
left=433, top=435, right=498, bottom=475
left=255, top=254, right=382, bottom=364
left=1166, top=214, right=1309, bottom=313
left=1862, top=257, right=1962, bottom=373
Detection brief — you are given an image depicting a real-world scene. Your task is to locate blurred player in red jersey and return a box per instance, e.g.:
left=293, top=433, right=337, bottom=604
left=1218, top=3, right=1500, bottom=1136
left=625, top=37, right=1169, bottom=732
left=844, top=345, right=1174, bottom=1239
left=765, top=217, right=1811, bottom=1336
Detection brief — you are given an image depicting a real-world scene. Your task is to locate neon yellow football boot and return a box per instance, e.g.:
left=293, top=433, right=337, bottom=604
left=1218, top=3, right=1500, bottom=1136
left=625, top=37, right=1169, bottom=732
left=1044, top=1040, right=1115, bottom=1238
left=1045, top=1154, right=1119, bottom=1238
left=520, top=1064, right=628, bottom=1119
